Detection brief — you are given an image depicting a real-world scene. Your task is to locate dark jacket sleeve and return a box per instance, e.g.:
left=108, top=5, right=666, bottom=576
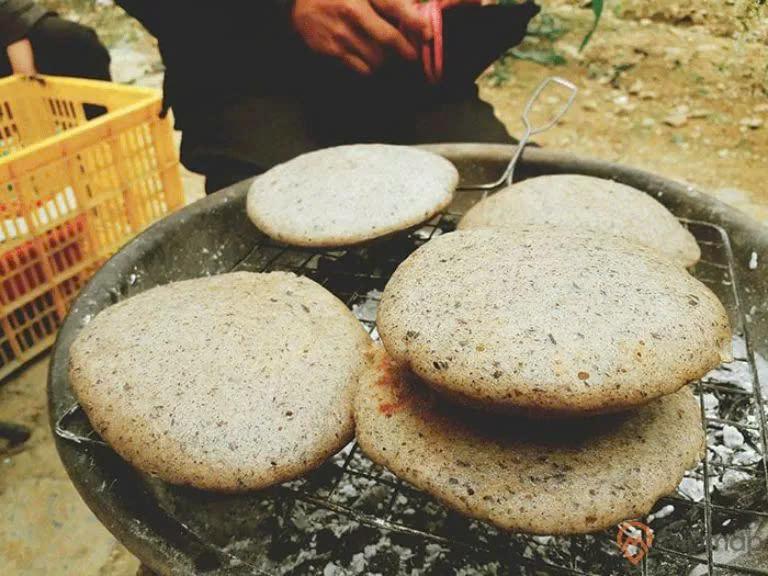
left=0, top=0, right=48, bottom=46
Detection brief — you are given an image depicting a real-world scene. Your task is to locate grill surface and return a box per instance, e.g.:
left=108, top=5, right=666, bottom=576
left=49, top=146, right=768, bottom=576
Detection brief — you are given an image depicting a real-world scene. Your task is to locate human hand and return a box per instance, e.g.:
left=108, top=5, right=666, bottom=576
left=6, top=38, right=36, bottom=75
left=292, top=0, right=430, bottom=75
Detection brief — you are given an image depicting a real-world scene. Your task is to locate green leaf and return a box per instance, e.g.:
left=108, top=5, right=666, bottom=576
left=580, top=0, right=604, bottom=52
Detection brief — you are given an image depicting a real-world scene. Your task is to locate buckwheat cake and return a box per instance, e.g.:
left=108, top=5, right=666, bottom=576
left=68, top=272, right=372, bottom=492
left=458, top=174, right=701, bottom=267
left=246, top=144, right=458, bottom=247
left=355, top=347, right=705, bottom=535
left=377, top=227, right=731, bottom=416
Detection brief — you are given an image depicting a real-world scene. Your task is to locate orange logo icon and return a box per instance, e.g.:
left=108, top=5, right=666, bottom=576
left=616, top=521, right=654, bottom=565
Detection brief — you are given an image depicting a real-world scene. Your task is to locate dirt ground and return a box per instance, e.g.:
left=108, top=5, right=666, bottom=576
left=481, top=0, right=768, bottom=223
left=1, top=1, right=766, bottom=575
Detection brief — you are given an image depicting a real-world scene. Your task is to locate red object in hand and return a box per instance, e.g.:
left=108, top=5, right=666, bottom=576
left=419, top=0, right=443, bottom=83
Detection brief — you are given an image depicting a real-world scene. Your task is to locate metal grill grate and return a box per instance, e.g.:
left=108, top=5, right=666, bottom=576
left=57, top=211, right=768, bottom=575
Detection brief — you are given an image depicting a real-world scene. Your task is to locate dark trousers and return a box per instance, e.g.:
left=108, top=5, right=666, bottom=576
left=0, top=14, right=110, bottom=80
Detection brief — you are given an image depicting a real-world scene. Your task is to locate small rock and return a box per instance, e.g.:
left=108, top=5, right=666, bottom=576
left=615, top=104, right=636, bottom=116
left=581, top=100, right=598, bottom=111
left=710, top=443, right=734, bottom=465
left=689, top=109, right=711, bottom=119
left=663, top=113, right=688, bottom=128
left=678, top=477, right=705, bottom=502
left=702, top=393, right=719, bottom=411
left=613, top=94, right=630, bottom=106
left=639, top=90, right=657, bottom=100
left=628, top=80, right=644, bottom=95
left=722, top=424, right=744, bottom=449
left=755, top=103, right=768, bottom=113
left=732, top=445, right=761, bottom=465
left=739, top=117, right=763, bottom=129
left=641, top=117, right=656, bottom=127
left=718, top=469, right=752, bottom=492
left=718, top=149, right=730, bottom=158
left=748, top=252, right=758, bottom=270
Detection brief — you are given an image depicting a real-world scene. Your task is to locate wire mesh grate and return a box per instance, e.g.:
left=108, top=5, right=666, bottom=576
left=222, top=214, right=768, bottom=575
left=56, top=211, right=768, bottom=575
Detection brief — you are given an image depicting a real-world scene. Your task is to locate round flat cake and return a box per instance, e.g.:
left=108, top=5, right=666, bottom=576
left=377, top=228, right=731, bottom=416
left=355, top=347, right=705, bottom=535
left=458, top=174, right=700, bottom=267
left=69, top=272, right=372, bottom=492
left=246, top=144, right=458, bottom=247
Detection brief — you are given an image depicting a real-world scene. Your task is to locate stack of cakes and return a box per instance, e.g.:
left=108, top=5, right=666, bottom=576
left=355, top=175, right=732, bottom=534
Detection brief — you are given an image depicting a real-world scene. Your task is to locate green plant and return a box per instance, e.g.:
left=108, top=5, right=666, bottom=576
left=487, top=60, right=512, bottom=87
left=508, top=12, right=569, bottom=66
left=486, top=9, right=570, bottom=86
left=501, top=0, right=605, bottom=50
left=580, top=0, right=604, bottom=51
left=509, top=47, right=566, bottom=66
left=489, top=0, right=606, bottom=85
left=525, top=11, right=570, bottom=43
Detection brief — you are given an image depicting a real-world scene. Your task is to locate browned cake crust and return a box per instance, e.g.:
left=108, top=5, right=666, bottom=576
left=355, top=347, right=705, bottom=535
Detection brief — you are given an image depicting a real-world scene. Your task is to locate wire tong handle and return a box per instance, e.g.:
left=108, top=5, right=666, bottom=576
left=460, top=76, right=578, bottom=192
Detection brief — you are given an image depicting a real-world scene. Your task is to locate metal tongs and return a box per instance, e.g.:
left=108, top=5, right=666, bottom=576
left=459, top=76, right=578, bottom=193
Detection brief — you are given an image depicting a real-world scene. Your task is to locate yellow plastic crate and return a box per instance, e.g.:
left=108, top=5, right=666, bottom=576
left=0, top=75, right=184, bottom=379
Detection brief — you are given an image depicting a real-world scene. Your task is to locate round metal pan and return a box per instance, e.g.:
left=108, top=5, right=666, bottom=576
left=48, top=145, right=768, bottom=575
